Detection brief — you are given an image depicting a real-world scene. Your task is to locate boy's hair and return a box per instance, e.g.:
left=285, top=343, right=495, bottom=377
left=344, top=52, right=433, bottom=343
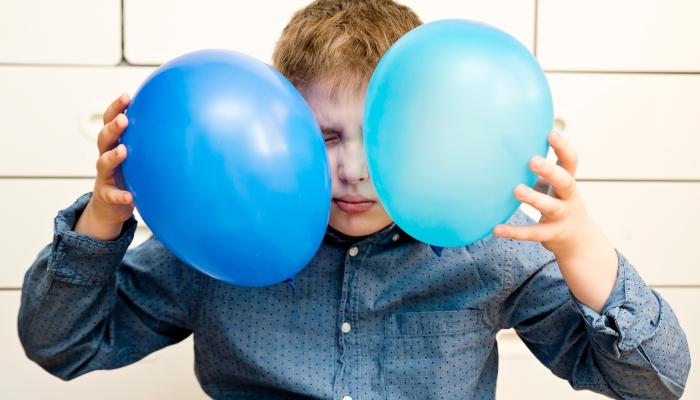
left=272, top=0, right=422, bottom=98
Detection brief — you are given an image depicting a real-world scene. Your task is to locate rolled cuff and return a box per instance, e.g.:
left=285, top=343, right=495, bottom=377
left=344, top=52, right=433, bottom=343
left=571, top=250, right=660, bottom=357
left=49, top=192, right=137, bottom=286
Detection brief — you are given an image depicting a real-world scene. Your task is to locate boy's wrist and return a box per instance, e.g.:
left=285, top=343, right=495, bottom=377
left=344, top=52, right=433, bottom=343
left=553, top=219, right=619, bottom=313
left=73, top=200, right=125, bottom=242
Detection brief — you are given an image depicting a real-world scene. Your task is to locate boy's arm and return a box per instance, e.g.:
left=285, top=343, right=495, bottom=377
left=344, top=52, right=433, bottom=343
left=492, top=132, right=690, bottom=397
left=494, top=131, right=617, bottom=313
left=497, top=228, right=689, bottom=399
left=18, top=194, right=195, bottom=380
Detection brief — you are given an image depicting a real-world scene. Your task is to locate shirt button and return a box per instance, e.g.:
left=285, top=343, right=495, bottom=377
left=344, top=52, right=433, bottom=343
left=392, top=233, right=400, bottom=242
left=348, top=247, right=359, bottom=257
left=341, top=322, right=351, bottom=333
left=342, top=396, right=353, bottom=400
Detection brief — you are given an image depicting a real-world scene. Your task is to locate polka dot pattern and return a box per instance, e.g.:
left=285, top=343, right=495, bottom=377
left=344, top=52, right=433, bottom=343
left=17, top=194, right=691, bottom=399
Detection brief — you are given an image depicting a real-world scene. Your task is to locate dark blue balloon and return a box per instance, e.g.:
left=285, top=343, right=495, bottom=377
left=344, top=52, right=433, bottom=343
left=121, top=49, right=331, bottom=286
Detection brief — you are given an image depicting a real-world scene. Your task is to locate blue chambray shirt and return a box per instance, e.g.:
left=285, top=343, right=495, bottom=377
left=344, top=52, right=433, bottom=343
left=19, top=193, right=690, bottom=399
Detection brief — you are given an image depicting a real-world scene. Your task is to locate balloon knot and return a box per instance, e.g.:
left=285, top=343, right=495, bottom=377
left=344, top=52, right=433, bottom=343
left=430, top=245, right=444, bottom=257
left=284, top=277, right=296, bottom=291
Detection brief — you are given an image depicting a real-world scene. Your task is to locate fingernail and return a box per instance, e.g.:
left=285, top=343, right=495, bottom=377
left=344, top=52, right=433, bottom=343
left=494, top=226, right=505, bottom=236
left=551, top=131, right=560, bottom=143
left=532, top=157, right=544, bottom=169
left=516, top=185, right=528, bottom=197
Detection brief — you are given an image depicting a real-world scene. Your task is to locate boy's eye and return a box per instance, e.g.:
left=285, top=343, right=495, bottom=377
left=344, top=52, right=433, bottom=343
left=322, top=130, right=340, bottom=143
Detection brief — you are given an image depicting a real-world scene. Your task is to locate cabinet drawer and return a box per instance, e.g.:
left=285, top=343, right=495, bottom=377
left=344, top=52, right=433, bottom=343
left=0, top=66, right=154, bottom=177
left=548, top=73, right=700, bottom=180
left=399, top=0, right=535, bottom=52
left=0, top=179, right=151, bottom=289
left=123, top=0, right=312, bottom=65
left=496, top=287, right=699, bottom=399
left=576, top=182, right=700, bottom=286
left=0, top=291, right=207, bottom=399
left=537, top=0, right=700, bottom=72
left=0, top=0, right=121, bottom=66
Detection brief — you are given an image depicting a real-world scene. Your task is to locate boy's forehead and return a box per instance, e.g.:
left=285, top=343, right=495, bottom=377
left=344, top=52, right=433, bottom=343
left=302, top=76, right=368, bottom=105
left=302, top=80, right=365, bottom=128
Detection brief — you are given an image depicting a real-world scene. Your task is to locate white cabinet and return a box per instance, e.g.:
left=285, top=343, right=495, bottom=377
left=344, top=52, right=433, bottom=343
left=547, top=73, right=700, bottom=180
left=123, top=0, right=535, bottom=66
left=123, top=0, right=312, bottom=65
left=0, top=0, right=122, bottom=66
left=537, top=0, right=700, bottom=72
left=0, top=179, right=152, bottom=289
left=496, top=287, right=699, bottom=399
left=0, top=291, right=207, bottom=399
left=399, top=0, right=535, bottom=52
left=518, top=182, right=700, bottom=286
left=576, top=182, right=700, bottom=286
left=0, top=66, right=154, bottom=177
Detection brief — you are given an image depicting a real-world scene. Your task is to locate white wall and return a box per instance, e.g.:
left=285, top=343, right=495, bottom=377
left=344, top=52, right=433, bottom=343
left=0, top=1, right=697, bottom=398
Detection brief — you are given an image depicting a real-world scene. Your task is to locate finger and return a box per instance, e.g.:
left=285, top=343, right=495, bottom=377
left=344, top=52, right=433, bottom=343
left=493, top=223, right=556, bottom=243
left=96, top=144, right=127, bottom=179
left=513, top=184, right=566, bottom=219
left=103, top=93, right=130, bottom=125
left=530, top=156, right=576, bottom=199
left=549, top=131, right=578, bottom=177
left=98, top=185, right=133, bottom=205
left=97, top=114, right=128, bottom=154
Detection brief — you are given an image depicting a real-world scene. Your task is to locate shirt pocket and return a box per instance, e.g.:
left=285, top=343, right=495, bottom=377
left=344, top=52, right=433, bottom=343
left=383, top=309, right=492, bottom=400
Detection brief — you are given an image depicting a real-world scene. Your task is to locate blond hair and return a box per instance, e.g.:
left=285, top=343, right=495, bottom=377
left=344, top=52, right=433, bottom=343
left=272, top=0, right=422, bottom=98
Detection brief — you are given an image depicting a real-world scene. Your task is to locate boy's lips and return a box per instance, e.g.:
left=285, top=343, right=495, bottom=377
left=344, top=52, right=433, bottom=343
left=334, top=195, right=373, bottom=214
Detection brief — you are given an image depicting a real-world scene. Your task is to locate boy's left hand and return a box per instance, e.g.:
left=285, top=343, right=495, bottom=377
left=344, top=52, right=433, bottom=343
left=493, top=131, right=619, bottom=313
left=493, top=131, right=587, bottom=256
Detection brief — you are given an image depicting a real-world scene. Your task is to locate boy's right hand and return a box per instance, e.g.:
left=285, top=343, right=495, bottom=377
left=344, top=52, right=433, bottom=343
left=73, top=93, right=135, bottom=242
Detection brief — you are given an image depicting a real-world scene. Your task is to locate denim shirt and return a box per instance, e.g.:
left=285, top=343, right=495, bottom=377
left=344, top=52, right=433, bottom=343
left=19, top=193, right=690, bottom=399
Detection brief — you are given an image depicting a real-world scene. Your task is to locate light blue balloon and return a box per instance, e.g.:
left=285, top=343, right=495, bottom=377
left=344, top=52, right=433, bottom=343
left=364, top=19, right=553, bottom=247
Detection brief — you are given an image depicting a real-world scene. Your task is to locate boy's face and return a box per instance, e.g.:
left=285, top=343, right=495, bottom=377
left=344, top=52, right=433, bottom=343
left=302, top=83, right=394, bottom=238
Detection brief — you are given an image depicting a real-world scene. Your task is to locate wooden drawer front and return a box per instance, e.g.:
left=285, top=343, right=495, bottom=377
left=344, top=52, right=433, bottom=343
left=0, top=291, right=207, bottom=399
left=496, top=287, right=700, bottom=399
left=399, top=0, right=535, bottom=52
left=0, top=179, right=151, bottom=289
left=0, top=0, right=121, bottom=66
left=0, top=66, right=154, bottom=177
left=576, top=182, right=700, bottom=286
left=548, top=73, right=700, bottom=180
left=123, top=0, right=312, bottom=65
left=537, top=1, right=700, bottom=72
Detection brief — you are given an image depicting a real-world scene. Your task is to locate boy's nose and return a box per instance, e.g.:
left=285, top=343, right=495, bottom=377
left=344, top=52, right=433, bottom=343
left=338, top=144, right=369, bottom=185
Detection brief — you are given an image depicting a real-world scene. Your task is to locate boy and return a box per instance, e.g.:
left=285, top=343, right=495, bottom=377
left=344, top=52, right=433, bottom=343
left=19, top=0, right=690, bottom=399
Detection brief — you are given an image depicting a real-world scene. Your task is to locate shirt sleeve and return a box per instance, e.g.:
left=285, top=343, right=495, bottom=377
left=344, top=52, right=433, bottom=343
left=495, top=212, right=690, bottom=400
left=18, top=193, right=198, bottom=381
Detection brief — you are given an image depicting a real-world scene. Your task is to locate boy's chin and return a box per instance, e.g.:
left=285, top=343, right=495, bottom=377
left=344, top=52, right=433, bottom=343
left=328, top=212, right=393, bottom=238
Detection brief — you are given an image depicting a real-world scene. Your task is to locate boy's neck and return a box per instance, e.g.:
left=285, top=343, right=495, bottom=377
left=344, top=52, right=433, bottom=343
left=326, top=225, right=369, bottom=243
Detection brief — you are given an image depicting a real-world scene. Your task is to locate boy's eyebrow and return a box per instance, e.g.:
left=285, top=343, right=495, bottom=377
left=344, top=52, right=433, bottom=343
left=320, top=127, right=340, bottom=134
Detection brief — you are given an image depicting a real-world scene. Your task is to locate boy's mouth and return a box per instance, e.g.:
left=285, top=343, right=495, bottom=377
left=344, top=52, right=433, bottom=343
left=334, top=195, right=373, bottom=214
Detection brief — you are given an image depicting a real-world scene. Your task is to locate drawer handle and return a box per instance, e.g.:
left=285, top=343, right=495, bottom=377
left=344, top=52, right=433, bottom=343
left=552, top=110, right=574, bottom=136
left=553, top=117, right=566, bottom=134
left=78, top=103, right=108, bottom=141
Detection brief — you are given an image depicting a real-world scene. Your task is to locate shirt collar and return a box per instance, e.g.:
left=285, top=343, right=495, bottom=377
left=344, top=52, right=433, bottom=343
left=323, top=222, right=398, bottom=245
